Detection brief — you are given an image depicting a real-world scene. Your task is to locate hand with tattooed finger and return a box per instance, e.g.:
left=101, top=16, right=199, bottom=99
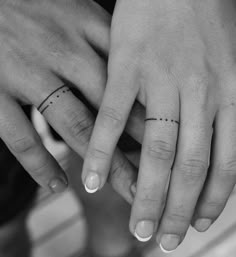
left=83, top=0, right=236, bottom=251
left=0, top=0, right=146, bottom=201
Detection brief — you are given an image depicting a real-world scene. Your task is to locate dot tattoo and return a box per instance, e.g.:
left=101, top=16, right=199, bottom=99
left=37, top=85, right=71, bottom=114
left=145, top=117, right=179, bottom=125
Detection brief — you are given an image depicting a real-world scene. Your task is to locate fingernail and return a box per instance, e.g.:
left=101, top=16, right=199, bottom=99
left=49, top=177, right=68, bottom=193
left=194, top=218, right=212, bottom=232
left=160, top=234, right=180, bottom=253
left=131, top=182, right=137, bottom=197
left=134, top=220, right=155, bottom=242
left=84, top=172, right=100, bottom=193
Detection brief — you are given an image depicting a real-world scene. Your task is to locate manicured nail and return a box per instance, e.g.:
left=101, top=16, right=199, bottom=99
left=84, top=172, right=100, bottom=193
left=194, top=218, right=212, bottom=232
left=134, top=220, right=155, bottom=242
left=49, top=177, right=68, bottom=193
left=160, top=234, right=180, bottom=253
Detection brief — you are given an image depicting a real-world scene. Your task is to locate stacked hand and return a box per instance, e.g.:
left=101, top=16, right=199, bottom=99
left=2, top=0, right=236, bottom=252
left=0, top=0, right=145, bottom=202
left=83, top=0, right=236, bottom=252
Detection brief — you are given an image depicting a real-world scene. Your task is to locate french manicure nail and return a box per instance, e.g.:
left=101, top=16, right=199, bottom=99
left=84, top=172, right=100, bottom=193
left=160, top=234, right=180, bottom=253
left=194, top=218, right=212, bottom=232
left=49, top=177, right=68, bottom=193
left=134, top=220, right=155, bottom=242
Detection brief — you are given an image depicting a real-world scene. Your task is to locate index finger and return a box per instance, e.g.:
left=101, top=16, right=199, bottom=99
left=34, top=79, right=137, bottom=203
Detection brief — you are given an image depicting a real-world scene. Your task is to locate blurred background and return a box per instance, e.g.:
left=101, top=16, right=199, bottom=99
left=29, top=108, right=236, bottom=257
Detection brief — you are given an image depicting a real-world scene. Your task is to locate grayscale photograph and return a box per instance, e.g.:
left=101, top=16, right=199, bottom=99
left=0, top=0, right=236, bottom=256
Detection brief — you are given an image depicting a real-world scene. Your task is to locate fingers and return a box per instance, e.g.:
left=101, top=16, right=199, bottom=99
left=47, top=41, right=107, bottom=105
left=53, top=44, right=145, bottom=144
left=157, top=88, right=213, bottom=252
left=0, top=94, right=68, bottom=193
left=82, top=54, right=138, bottom=193
left=37, top=75, right=138, bottom=203
left=107, top=148, right=138, bottom=204
left=193, top=106, right=236, bottom=231
left=83, top=0, right=111, bottom=55
left=42, top=18, right=145, bottom=145
left=9, top=39, right=140, bottom=202
left=37, top=84, right=136, bottom=201
left=42, top=85, right=137, bottom=202
left=129, top=77, right=179, bottom=242
left=0, top=0, right=142, bottom=202
left=9, top=60, right=137, bottom=201
left=43, top=87, right=137, bottom=202
left=62, top=45, right=146, bottom=144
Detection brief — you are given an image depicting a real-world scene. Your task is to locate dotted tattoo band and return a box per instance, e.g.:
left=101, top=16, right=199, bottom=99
left=145, top=118, right=179, bottom=125
left=37, top=85, right=71, bottom=114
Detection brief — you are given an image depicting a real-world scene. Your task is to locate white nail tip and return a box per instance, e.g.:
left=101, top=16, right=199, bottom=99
left=159, top=243, right=175, bottom=254
left=134, top=232, right=152, bottom=242
left=84, top=184, right=98, bottom=194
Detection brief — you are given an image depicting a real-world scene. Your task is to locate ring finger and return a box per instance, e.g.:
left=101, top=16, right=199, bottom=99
left=157, top=87, right=214, bottom=253
left=10, top=64, right=137, bottom=201
left=130, top=74, right=179, bottom=242
left=193, top=106, right=236, bottom=231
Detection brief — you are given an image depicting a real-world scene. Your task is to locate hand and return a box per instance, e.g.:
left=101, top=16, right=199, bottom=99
left=0, top=0, right=145, bottom=202
left=82, top=0, right=236, bottom=251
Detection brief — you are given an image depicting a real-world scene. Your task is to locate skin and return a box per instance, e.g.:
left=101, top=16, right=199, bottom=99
left=0, top=0, right=146, bottom=203
left=83, top=0, right=236, bottom=251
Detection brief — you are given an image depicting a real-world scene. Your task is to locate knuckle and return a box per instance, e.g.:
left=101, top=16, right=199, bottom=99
left=178, top=158, right=208, bottom=183
left=146, top=140, right=175, bottom=161
left=165, top=205, right=190, bottom=224
left=40, top=19, right=74, bottom=57
left=99, top=106, right=124, bottom=129
left=184, top=72, right=210, bottom=109
left=202, top=200, right=226, bottom=216
left=30, top=156, right=50, bottom=177
left=205, top=200, right=225, bottom=209
left=216, top=160, right=236, bottom=179
left=87, top=148, right=110, bottom=160
left=138, top=196, right=162, bottom=206
left=136, top=187, right=163, bottom=207
left=112, top=28, right=147, bottom=54
left=135, top=196, right=162, bottom=214
left=166, top=211, right=190, bottom=224
left=110, top=158, right=129, bottom=180
left=67, top=110, right=93, bottom=145
left=11, top=136, right=39, bottom=154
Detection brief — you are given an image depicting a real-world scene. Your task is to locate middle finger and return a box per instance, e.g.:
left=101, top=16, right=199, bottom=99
left=130, top=73, right=179, bottom=242
left=157, top=82, right=214, bottom=253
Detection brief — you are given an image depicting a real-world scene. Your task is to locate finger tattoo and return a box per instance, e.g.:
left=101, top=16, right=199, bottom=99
left=37, top=85, right=71, bottom=114
left=145, top=117, right=179, bottom=125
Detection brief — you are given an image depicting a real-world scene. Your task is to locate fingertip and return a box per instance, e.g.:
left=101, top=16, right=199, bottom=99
left=159, top=242, right=175, bottom=254
left=134, top=232, right=153, bottom=242
left=159, top=234, right=181, bottom=253
left=48, top=175, right=68, bottom=193
left=84, top=171, right=100, bottom=193
left=84, top=182, right=99, bottom=193
left=134, top=220, right=155, bottom=242
left=193, top=218, right=212, bottom=232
